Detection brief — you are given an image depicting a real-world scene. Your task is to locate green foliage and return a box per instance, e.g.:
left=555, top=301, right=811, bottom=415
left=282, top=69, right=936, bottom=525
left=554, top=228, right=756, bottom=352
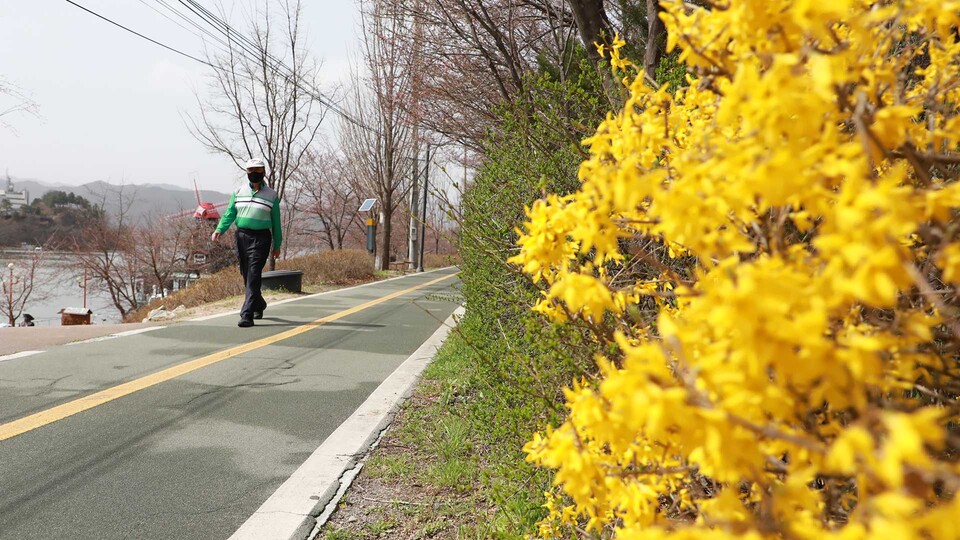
left=321, top=528, right=352, bottom=540
left=35, top=190, right=93, bottom=211
left=459, top=68, right=607, bottom=406
left=453, top=67, right=612, bottom=536
left=655, top=50, right=688, bottom=92
left=366, top=454, right=413, bottom=479
left=420, top=336, right=551, bottom=536
left=0, top=190, right=101, bottom=247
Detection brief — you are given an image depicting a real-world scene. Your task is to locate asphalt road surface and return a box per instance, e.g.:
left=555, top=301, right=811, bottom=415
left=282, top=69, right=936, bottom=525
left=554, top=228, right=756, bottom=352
left=0, top=269, right=460, bottom=540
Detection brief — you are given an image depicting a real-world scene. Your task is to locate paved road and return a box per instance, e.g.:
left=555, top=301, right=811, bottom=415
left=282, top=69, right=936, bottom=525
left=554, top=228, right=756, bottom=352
left=0, top=269, right=460, bottom=540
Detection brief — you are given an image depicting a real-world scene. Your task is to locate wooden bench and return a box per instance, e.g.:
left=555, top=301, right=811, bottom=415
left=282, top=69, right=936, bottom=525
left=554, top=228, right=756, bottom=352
left=388, top=260, right=414, bottom=274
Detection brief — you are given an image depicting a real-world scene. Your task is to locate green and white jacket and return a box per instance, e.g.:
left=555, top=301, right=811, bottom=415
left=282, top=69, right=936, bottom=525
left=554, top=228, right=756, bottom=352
left=215, top=183, right=283, bottom=250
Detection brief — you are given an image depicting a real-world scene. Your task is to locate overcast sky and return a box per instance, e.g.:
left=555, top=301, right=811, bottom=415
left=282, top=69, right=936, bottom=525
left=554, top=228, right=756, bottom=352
left=0, top=0, right=359, bottom=193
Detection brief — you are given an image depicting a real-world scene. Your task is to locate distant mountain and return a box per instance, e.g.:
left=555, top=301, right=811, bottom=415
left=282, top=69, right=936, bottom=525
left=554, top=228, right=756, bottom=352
left=9, top=177, right=232, bottom=223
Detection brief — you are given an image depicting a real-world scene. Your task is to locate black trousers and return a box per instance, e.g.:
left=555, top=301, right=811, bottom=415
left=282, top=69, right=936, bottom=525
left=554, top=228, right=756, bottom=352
left=235, top=228, right=272, bottom=320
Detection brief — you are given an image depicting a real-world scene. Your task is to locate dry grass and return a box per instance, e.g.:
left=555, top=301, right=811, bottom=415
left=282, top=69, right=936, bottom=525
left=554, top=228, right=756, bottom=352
left=277, top=249, right=375, bottom=284
left=125, top=249, right=375, bottom=322
left=423, top=252, right=461, bottom=269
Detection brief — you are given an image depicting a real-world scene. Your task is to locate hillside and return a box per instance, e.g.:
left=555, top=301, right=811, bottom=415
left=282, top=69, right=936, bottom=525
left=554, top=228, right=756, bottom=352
left=10, top=177, right=232, bottom=223
left=0, top=194, right=99, bottom=247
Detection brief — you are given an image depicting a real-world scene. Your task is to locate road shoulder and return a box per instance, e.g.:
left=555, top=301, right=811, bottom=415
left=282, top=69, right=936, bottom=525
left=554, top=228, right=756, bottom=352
left=228, top=306, right=465, bottom=540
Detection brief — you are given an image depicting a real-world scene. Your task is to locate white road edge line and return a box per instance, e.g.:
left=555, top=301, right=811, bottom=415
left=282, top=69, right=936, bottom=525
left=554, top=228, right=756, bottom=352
left=66, top=325, right=167, bottom=345
left=0, top=350, right=44, bottom=363
left=228, top=305, right=466, bottom=540
left=188, top=266, right=454, bottom=322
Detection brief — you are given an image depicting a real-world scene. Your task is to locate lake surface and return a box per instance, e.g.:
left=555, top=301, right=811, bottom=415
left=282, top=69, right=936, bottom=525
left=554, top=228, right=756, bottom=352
left=0, top=251, right=123, bottom=326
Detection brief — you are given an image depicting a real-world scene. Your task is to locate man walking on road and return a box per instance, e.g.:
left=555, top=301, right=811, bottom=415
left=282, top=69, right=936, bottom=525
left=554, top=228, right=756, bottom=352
left=211, top=158, right=283, bottom=328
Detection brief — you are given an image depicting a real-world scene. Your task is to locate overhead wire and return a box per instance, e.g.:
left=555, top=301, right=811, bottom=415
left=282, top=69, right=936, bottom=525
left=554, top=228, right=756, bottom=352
left=134, top=0, right=209, bottom=44
left=63, top=0, right=376, bottom=134
left=174, top=0, right=266, bottom=64
left=64, top=0, right=220, bottom=70
left=150, top=0, right=235, bottom=52
left=175, top=0, right=372, bottom=132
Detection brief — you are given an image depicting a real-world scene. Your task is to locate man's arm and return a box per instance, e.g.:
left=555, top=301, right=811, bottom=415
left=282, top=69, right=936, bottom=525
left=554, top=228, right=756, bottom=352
left=271, top=194, right=283, bottom=256
left=211, top=192, right=237, bottom=241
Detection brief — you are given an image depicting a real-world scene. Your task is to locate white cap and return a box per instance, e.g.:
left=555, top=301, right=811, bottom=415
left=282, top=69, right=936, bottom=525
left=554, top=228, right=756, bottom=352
left=245, top=158, right=266, bottom=170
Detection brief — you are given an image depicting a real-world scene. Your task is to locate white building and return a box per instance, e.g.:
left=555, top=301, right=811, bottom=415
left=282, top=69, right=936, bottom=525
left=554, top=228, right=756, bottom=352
left=1, top=174, right=29, bottom=210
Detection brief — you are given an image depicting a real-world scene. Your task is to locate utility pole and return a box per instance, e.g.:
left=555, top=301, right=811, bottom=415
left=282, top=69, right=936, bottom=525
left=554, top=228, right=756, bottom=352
left=417, top=144, right=430, bottom=272
left=5, top=263, right=14, bottom=326
left=408, top=157, right=420, bottom=269
left=77, top=267, right=88, bottom=309
left=408, top=0, right=424, bottom=271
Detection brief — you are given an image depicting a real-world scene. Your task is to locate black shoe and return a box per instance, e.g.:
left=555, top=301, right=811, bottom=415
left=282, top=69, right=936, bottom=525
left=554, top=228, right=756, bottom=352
left=253, top=311, right=263, bottom=320
left=238, top=318, right=254, bottom=328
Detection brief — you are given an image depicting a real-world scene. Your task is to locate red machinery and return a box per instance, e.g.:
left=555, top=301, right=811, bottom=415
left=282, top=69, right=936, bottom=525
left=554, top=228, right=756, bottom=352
left=168, top=180, right=229, bottom=223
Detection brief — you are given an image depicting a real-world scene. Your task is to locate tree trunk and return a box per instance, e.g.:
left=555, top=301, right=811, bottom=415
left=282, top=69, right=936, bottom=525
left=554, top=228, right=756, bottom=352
left=379, top=194, right=393, bottom=271
left=643, top=0, right=666, bottom=83
left=566, top=0, right=612, bottom=65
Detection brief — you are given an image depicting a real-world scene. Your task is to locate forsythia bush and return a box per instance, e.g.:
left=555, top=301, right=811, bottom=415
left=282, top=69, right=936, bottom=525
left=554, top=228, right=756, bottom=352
left=511, top=1, right=960, bottom=538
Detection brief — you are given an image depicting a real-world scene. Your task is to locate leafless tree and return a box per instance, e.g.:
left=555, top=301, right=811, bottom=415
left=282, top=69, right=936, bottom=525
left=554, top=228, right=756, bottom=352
left=297, top=150, right=362, bottom=251
left=0, top=248, right=50, bottom=326
left=376, top=0, right=673, bottom=152
left=379, top=0, right=618, bottom=151
left=70, top=186, right=143, bottom=318
left=341, top=0, right=418, bottom=270
left=278, top=175, right=309, bottom=258
left=133, top=214, right=191, bottom=297
left=0, top=76, right=40, bottom=132
left=186, top=0, right=326, bottom=268
left=424, top=192, right=450, bottom=254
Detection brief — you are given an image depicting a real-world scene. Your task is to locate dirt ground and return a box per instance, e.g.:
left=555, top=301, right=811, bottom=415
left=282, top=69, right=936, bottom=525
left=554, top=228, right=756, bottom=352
left=314, top=382, right=498, bottom=540
left=317, top=403, right=474, bottom=539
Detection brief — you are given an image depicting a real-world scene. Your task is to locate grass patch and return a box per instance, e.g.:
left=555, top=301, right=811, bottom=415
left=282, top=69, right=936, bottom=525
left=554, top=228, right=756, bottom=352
left=366, top=454, right=414, bottom=479
left=323, top=529, right=352, bottom=540
left=318, top=333, right=549, bottom=539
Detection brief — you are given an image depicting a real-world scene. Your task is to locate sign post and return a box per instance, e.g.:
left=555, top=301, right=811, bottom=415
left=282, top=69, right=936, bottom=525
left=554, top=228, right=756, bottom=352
left=359, top=198, right=378, bottom=269
left=365, top=217, right=377, bottom=254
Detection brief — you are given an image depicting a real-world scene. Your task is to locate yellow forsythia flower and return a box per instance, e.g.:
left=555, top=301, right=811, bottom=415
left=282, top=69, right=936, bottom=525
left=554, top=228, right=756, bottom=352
left=510, top=0, right=960, bottom=537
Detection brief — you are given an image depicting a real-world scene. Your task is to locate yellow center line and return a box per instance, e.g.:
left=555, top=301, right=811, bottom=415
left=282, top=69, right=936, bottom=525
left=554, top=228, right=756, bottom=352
left=0, top=273, right=457, bottom=443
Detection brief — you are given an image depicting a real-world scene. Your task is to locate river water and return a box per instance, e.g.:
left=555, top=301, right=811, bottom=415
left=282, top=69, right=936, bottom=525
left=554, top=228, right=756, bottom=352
left=0, top=251, right=123, bottom=326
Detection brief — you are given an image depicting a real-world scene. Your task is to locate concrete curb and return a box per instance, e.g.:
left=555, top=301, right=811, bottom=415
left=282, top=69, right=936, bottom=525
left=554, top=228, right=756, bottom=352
left=228, top=305, right=465, bottom=540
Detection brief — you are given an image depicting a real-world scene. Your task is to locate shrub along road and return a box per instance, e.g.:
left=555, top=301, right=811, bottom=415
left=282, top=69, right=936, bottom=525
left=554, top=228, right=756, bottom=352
left=0, top=269, right=460, bottom=540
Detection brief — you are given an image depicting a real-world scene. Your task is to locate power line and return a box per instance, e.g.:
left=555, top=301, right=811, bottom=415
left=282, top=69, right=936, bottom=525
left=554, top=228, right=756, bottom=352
left=167, top=0, right=373, bottom=132
left=175, top=0, right=373, bottom=132
left=64, top=0, right=220, bottom=71
left=135, top=0, right=207, bottom=43
left=145, top=0, right=287, bottom=89
left=146, top=0, right=234, bottom=52
left=65, top=0, right=376, bottom=134
left=174, top=0, right=266, bottom=64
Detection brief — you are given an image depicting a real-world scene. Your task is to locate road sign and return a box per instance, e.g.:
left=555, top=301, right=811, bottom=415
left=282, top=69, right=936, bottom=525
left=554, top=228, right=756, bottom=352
left=358, top=198, right=376, bottom=212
